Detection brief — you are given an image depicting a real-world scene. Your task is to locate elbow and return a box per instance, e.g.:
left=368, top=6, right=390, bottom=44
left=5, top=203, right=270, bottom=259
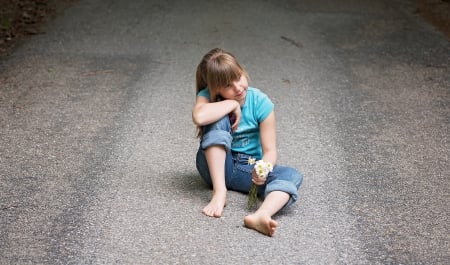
left=192, top=113, right=206, bottom=126
left=192, top=116, right=201, bottom=126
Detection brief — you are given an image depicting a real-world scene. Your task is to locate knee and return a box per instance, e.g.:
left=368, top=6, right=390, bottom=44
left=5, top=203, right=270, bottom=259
left=200, top=116, right=232, bottom=151
left=273, top=166, right=303, bottom=189
left=265, top=166, right=303, bottom=207
left=202, top=115, right=232, bottom=134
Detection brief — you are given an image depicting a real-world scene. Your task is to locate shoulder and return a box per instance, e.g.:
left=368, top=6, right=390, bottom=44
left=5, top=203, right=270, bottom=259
left=247, top=87, right=263, bottom=95
left=247, top=87, right=272, bottom=104
left=246, top=87, right=274, bottom=121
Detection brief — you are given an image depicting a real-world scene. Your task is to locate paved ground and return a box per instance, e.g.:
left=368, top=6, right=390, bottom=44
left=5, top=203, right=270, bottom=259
left=0, top=0, right=449, bottom=264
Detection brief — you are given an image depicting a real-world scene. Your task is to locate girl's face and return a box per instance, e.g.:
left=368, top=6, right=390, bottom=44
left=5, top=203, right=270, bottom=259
left=218, top=75, right=248, bottom=105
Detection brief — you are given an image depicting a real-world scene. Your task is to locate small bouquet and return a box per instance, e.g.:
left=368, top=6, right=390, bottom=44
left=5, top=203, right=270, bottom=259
left=247, top=158, right=273, bottom=210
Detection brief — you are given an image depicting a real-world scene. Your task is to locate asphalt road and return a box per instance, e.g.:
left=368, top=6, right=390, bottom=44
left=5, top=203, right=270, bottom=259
left=1, top=0, right=449, bottom=264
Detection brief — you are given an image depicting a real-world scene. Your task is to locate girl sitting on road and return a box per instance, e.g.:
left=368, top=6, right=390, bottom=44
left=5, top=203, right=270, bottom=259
left=192, top=48, right=303, bottom=236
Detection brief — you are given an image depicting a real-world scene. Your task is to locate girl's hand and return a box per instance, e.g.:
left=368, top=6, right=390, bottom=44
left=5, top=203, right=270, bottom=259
left=230, top=103, right=241, bottom=132
left=251, top=169, right=266, bottom=186
left=192, top=98, right=241, bottom=128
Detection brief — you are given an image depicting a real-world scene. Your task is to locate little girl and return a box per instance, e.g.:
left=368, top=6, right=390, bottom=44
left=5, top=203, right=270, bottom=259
left=192, top=48, right=303, bottom=236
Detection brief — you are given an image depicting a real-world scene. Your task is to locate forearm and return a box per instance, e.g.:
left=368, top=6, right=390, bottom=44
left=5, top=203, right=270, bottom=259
left=259, top=111, right=277, bottom=166
left=192, top=99, right=239, bottom=126
left=261, top=150, right=277, bottom=167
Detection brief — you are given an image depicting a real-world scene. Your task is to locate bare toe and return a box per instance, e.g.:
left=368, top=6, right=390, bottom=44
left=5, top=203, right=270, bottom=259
left=244, top=213, right=278, bottom=236
left=202, top=193, right=226, bottom=218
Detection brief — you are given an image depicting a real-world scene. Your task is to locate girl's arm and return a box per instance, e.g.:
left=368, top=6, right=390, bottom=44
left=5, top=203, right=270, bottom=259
left=259, top=110, right=277, bottom=166
left=192, top=96, right=241, bottom=130
left=252, top=110, right=277, bottom=186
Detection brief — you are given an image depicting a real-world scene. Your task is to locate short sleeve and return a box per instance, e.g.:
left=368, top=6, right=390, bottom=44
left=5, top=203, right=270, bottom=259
left=197, top=88, right=210, bottom=99
left=255, top=91, right=274, bottom=123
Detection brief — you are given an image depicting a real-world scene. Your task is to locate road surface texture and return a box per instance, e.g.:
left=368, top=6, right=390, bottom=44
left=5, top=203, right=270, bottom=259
left=1, top=0, right=449, bottom=264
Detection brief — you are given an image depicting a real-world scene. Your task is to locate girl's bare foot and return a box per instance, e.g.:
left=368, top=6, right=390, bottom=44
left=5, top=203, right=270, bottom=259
left=244, top=212, right=278, bottom=236
left=203, top=191, right=226, bottom=218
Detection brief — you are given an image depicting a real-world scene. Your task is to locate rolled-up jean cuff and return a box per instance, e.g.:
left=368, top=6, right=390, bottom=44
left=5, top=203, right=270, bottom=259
left=200, top=129, right=232, bottom=152
left=265, top=179, right=299, bottom=208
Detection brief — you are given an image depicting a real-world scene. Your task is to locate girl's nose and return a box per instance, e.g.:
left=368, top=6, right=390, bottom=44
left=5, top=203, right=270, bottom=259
left=232, top=82, right=241, bottom=92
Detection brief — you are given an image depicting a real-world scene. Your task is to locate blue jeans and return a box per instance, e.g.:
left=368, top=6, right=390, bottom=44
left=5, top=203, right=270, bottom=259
left=195, top=116, right=303, bottom=208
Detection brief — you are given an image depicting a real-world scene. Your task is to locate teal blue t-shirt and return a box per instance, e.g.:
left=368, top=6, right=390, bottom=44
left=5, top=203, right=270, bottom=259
left=197, top=87, right=274, bottom=159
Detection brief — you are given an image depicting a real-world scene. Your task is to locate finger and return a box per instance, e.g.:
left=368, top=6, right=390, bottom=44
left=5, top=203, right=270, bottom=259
left=232, top=122, right=238, bottom=132
left=252, top=178, right=263, bottom=185
left=232, top=118, right=240, bottom=131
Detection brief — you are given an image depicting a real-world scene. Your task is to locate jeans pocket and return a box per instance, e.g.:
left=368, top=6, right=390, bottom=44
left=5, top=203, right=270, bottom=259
left=227, top=154, right=253, bottom=193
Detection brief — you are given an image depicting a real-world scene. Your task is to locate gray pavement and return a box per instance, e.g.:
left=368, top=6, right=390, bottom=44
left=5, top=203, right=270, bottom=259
left=0, top=0, right=449, bottom=264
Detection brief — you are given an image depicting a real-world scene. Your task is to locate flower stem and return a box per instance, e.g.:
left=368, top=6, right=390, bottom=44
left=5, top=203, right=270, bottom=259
left=247, top=184, right=258, bottom=210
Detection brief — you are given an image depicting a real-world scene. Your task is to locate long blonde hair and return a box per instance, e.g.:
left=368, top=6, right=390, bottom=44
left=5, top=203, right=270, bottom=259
left=195, top=48, right=249, bottom=137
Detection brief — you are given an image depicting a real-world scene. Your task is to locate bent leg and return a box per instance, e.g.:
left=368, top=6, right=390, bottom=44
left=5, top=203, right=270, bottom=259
left=244, top=166, right=303, bottom=236
left=195, top=116, right=233, bottom=218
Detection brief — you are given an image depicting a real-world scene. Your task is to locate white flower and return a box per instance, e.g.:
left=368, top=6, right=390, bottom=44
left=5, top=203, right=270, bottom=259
left=247, top=157, right=256, bottom=165
left=247, top=159, right=274, bottom=210
left=254, top=160, right=273, bottom=180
